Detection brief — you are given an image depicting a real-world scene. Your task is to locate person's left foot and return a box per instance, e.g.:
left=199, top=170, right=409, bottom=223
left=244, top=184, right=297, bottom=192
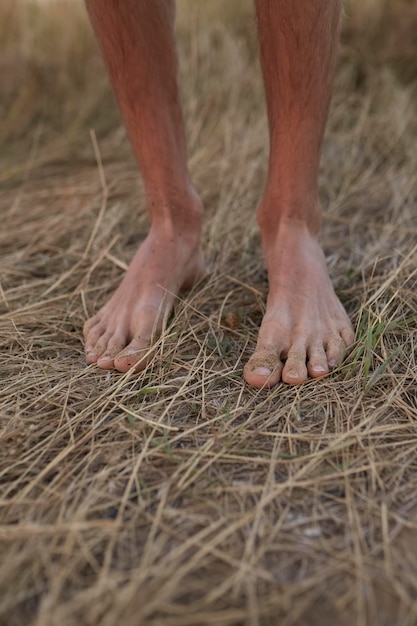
left=244, top=218, right=355, bottom=388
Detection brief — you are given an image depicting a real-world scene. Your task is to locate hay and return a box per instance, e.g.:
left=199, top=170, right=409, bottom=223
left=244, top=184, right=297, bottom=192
left=1, top=1, right=417, bottom=624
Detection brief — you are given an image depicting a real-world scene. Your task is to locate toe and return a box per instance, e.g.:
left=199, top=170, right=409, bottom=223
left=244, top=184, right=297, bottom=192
left=282, top=346, right=308, bottom=385
left=83, top=314, right=101, bottom=338
left=244, top=348, right=283, bottom=389
left=96, top=332, right=128, bottom=370
left=85, top=325, right=107, bottom=363
left=341, top=325, right=355, bottom=350
left=307, top=344, right=329, bottom=379
left=326, top=335, right=346, bottom=369
left=86, top=332, right=113, bottom=364
left=113, top=337, right=152, bottom=373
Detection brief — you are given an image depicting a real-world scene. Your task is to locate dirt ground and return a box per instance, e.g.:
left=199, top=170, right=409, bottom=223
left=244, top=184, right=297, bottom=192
left=1, top=1, right=417, bottom=625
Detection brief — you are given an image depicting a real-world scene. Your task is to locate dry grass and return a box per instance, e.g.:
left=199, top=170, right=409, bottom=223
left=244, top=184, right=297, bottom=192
left=1, top=1, right=417, bottom=625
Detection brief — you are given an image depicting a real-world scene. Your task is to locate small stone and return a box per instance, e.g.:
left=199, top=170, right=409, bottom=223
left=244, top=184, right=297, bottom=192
left=224, top=312, right=240, bottom=329
left=304, top=526, right=322, bottom=538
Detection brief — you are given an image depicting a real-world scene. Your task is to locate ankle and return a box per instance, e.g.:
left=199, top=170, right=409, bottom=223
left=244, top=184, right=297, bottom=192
left=257, top=193, right=322, bottom=239
left=147, top=184, right=203, bottom=238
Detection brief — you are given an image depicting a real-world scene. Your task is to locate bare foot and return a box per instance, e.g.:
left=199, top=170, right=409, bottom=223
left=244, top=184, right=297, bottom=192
left=244, top=220, right=355, bottom=388
left=83, top=211, right=204, bottom=373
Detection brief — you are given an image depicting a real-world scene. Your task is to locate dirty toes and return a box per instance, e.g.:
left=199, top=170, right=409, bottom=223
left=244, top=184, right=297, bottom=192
left=113, top=337, right=153, bottom=373
left=244, top=348, right=283, bottom=389
left=281, top=347, right=308, bottom=385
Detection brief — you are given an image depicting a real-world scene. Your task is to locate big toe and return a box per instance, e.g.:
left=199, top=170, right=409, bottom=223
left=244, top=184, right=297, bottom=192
left=113, top=337, right=153, bottom=373
left=244, top=349, right=283, bottom=389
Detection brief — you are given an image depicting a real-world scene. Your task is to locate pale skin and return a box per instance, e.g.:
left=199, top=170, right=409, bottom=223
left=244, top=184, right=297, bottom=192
left=83, top=0, right=355, bottom=388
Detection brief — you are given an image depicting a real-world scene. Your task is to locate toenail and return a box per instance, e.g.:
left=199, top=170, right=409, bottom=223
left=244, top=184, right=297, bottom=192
left=252, top=367, right=272, bottom=377
left=328, top=359, right=338, bottom=368
left=286, top=371, right=299, bottom=379
left=312, top=365, right=326, bottom=372
left=117, top=350, right=141, bottom=360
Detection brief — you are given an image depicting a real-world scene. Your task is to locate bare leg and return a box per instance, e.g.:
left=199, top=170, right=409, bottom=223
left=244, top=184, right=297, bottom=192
left=83, top=0, right=204, bottom=372
left=244, top=0, right=354, bottom=388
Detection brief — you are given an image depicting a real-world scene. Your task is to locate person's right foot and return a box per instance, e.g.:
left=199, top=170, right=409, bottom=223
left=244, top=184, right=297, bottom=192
left=83, top=204, right=205, bottom=373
